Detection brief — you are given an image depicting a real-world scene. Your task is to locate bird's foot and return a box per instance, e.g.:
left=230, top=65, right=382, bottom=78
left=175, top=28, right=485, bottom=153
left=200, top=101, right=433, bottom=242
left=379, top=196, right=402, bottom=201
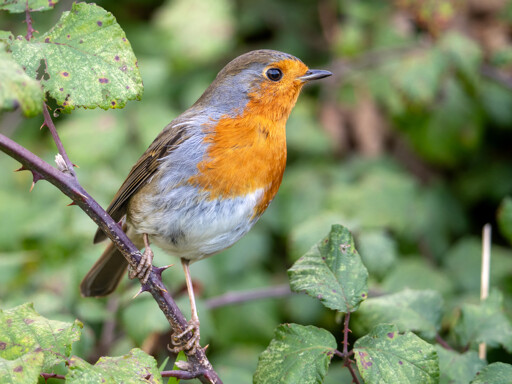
left=168, top=319, right=201, bottom=355
left=128, top=234, right=153, bottom=284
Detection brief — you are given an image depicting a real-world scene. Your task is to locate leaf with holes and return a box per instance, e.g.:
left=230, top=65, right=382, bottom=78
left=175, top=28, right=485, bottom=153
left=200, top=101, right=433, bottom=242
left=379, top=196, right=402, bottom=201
left=66, top=349, right=162, bottom=384
left=0, top=49, right=43, bottom=116
left=0, top=302, right=82, bottom=371
left=288, top=224, right=368, bottom=313
left=9, top=2, right=143, bottom=112
left=354, top=289, right=443, bottom=339
left=354, top=324, right=439, bottom=384
left=253, top=324, right=336, bottom=384
left=0, top=0, right=59, bottom=13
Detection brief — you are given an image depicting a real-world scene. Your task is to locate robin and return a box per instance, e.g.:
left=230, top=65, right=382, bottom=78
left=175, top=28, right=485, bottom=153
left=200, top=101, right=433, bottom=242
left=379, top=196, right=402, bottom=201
left=80, top=49, right=331, bottom=353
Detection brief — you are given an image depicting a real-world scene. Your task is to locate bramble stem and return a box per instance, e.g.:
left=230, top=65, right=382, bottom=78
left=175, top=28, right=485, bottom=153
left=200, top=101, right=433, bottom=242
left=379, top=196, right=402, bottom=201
left=0, top=111, right=222, bottom=383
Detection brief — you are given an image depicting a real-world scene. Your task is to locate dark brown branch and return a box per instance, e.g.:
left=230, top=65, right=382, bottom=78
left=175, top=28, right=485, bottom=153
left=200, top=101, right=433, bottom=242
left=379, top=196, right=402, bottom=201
left=204, top=284, right=292, bottom=309
left=0, top=132, right=222, bottom=384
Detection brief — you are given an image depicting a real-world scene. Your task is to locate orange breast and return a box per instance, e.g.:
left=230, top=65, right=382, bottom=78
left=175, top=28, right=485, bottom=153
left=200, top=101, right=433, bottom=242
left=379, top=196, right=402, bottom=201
left=188, top=110, right=287, bottom=217
left=188, top=58, right=308, bottom=217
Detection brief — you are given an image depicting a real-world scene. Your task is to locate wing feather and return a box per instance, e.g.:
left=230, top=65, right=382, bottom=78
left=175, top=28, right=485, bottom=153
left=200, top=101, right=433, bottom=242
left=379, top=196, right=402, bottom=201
left=93, top=122, right=190, bottom=243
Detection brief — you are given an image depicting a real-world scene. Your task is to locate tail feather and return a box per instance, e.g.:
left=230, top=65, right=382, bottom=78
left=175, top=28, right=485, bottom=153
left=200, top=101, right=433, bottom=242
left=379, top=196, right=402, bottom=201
left=80, top=242, right=128, bottom=297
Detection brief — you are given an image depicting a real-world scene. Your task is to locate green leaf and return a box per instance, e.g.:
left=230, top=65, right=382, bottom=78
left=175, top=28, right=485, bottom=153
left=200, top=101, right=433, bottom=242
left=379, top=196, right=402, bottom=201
left=0, top=350, right=44, bottom=384
left=0, top=303, right=82, bottom=371
left=392, top=49, right=446, bottom=105
left=288, top=224, right=369, bottom=313
left=436, top=347, right=485, bottom=384
left=10, top=2, right=143, bottom=112
left=167, top=351, right=186, bottom=384
left=154, top=0, right=234, bottom=63
left=497, top=196, right=512, bottom=245
left=0, top=0, right=59, bottom=13
left=356, top=230, right=397, bottom=279
left=455, top=290, right=512, bottom=352
left=439, top=31, right=482, bottom=81
left=66, top=348, right=162, bottom=384
left=354, top=324, right=439, bottom=384
left=253, top=324, right=336, bottom=384
left=470, top=362, right=512, bottom=384
left=0, top=49, right=43, bottom=116
left=0, top=30, right=13, bottom=41
left=381, top=259, right=454, bottom=296
left=354, top=289, right=443, bottom=339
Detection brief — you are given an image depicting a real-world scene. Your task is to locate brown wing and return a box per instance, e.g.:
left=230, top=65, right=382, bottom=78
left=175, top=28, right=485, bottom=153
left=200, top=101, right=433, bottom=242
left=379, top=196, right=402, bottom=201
left=93, top=122, right=190, bottom=243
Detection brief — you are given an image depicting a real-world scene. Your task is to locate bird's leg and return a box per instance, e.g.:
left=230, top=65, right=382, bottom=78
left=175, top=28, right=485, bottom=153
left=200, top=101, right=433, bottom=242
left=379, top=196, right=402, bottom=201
left=128, top=233, right=153, bottom=284
left=169, top=258, right=201, bottom=355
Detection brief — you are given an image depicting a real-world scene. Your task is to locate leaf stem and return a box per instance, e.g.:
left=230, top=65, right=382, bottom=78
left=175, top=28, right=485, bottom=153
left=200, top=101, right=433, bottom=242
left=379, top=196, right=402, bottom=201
left=24, top=1, right=35, bottom=41
left=42, top=103, right=76, bottom=177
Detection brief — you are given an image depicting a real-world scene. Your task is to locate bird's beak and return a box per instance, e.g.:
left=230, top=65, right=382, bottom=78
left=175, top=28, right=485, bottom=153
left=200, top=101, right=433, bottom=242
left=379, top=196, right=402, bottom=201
left=298, top=69, right=332, bottom=82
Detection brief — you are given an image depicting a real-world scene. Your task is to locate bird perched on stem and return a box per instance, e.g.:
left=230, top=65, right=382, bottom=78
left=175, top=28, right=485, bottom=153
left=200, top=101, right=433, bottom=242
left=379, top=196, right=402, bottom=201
left=81, top=49, right=331, bottom=354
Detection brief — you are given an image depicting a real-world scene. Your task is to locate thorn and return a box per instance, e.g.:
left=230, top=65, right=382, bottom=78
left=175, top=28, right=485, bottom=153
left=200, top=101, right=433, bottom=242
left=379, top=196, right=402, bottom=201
left=39, top=122, right=46, bottom=130
left=29, top=170, right=45, bottom=191
left=203, top=344, right=209, bottom=352
left=132, top=284, right=150, bottom=299
left=155, top=264, right=174, bottom=278
left=67, top=201, right=76, bottom=206
left=14, top=165, right=27, bottom=172
left=72, top=163, right=79, bottom=168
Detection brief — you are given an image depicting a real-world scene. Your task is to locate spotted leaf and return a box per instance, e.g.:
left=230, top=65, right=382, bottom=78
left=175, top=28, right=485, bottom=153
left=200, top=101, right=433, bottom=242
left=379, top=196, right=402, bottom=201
left=354, top=324, right=439, bottom=384
left=254, top=324, right=336, bottom=384
left=10, top=2, right=143, bottom=112
left=288, top=224, right=368, bottom=313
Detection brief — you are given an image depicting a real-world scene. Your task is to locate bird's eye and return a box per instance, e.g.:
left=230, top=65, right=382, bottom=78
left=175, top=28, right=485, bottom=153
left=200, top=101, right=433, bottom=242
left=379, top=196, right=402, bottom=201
left=266, top=68, right=283, bottom=82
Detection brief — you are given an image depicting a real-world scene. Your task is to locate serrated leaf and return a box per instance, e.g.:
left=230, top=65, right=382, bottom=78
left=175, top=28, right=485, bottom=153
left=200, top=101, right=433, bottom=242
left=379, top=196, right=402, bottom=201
left=254, top=324, right=336, bottom=384
left=354, top=289, right=443, bottom=339
left=455, top=290, right=512, bottom=352
left=497, top=196, right=512, bottom=245
left=0, top=350, right=44, bottom=384
left=0, top=0, right=59, bottom=13
left=10, top=2, right=143, bottom=112
left=288, top=224, right=368, bottom=313
left=470, top=362, right=512, bottom=384
left=0, top=303, right=82, bottom=371
left=66, top=348, right=162, bottom=384
left=0, top=49, right=43, bottom=116
left=436, top=347, right=485, bottom=384
left=354, top=324, right=439, bottom=384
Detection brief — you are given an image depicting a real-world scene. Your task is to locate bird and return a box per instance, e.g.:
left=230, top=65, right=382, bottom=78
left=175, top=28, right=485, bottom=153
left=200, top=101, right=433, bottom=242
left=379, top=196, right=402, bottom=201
left=80, top=49, right=331, bottom=353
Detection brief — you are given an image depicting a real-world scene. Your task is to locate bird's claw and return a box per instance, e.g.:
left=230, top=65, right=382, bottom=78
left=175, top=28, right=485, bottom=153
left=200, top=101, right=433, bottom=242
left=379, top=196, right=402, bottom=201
left=128, top=246, right=153, bottom=284
left=168, top=319, right=201, bottom=355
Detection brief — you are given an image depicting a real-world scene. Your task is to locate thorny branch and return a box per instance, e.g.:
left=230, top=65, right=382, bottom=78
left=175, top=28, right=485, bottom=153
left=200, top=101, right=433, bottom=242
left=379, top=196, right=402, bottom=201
left=0, top=106, right=222, bottom=383
left=334, top=312, right=360, bottom=384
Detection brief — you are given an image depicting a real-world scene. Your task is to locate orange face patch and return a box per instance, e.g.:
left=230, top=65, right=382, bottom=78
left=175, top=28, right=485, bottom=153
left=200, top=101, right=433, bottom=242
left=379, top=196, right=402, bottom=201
left=188, top=58, right=310, bottom=216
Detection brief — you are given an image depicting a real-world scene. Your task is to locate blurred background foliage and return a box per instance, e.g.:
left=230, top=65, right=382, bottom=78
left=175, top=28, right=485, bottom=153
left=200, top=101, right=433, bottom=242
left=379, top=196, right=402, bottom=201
left=1, top=0, right=512, bottom=382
